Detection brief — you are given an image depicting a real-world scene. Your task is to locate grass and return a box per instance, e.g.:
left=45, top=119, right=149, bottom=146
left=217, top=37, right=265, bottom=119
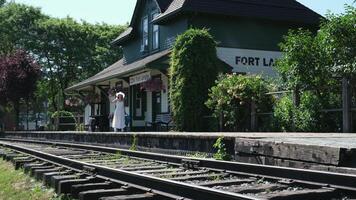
left=0, top=159, right=66, bottom=200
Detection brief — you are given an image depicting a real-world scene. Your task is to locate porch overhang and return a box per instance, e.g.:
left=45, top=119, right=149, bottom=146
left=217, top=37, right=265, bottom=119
left=65, top=49, right=171, bottom=92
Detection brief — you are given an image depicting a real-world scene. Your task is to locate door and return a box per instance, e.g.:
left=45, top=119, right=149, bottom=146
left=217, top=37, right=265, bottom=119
left=152, top=90, right=161, bottom=122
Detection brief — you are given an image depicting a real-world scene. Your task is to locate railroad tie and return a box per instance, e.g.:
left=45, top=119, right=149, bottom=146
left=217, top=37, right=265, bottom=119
left=23, top=162, right=52, bottom=173
left=71, top=182, right=119, bottom=199
left=266, top=187, right=337, bottom=200
left=57, top=176, right=102, bottom=194
left=33, top=166, right=64, bottom=180
left=99, top=193, right=156, bottom=200
left=29, top=165, right=56, bottom=176
left=78, top=187, right=143, bottom=200
left=51, top=174, right=86, bottom=190
left=42, top=170, right=73, bottom=186
left=13, top=158, right=37, bottom=170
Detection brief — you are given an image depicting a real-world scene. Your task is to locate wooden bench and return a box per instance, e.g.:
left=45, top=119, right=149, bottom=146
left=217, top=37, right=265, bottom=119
left=145, top=113, right=172, bottom=131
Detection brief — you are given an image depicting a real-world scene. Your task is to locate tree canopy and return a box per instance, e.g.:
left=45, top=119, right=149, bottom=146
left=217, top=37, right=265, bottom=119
left=33, top=17, right=125, bottom=110
left=320, top=6, right=356, bottom=77
left=0, top=2, right=126, bottom=112
left=276, top=5, right=356, bottom=91
left=273, top=5, right=355, bottom=132
left=0, top=2, right=45, bottom=55
left=0, top=50, right=41, bottom=127
left=0, top=0, right=6, bottom=7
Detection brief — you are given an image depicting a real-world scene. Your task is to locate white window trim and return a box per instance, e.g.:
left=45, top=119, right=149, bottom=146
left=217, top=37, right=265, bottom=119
left=152, top=12, right=160, bottom=50
left=142, top=16, right=149, bottom=51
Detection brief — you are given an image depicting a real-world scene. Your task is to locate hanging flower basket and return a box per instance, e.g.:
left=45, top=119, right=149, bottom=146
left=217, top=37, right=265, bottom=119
left=108, top=86, right=124, bottom=97
left=84, top=92, right=101, bottom=104
left=141, top=78, right=165, bottom=92
left=65, top=97, right=83, bottom=107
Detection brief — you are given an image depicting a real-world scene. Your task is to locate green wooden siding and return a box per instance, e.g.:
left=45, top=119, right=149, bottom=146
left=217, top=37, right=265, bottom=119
left=189, top=14, right=318, bottom=51
left=122, top=1, right=319, bottom=64
left=122, top=0, right=187, bottom=64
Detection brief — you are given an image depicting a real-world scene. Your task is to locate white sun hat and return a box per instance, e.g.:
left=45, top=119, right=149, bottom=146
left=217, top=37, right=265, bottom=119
left=116, top=92, right=125, bottom=99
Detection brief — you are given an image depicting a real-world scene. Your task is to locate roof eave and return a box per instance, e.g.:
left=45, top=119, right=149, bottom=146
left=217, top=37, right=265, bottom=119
left=111, top=33, right=134, bottom=46
left=152, top=9, right=184, bottom=25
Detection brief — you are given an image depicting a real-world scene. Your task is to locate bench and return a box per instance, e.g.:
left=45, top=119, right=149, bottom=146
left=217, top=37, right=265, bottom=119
left=145, top=113, right=172, bottom=131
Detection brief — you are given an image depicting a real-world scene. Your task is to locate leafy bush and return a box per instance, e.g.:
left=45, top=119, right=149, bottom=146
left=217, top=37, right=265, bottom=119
left=51, top=110, right=74, bottom=119
left=273, top=92, right=323, bottom=132
left=169, top=28, right=225, bottom=131
left=75, top=123, right=85, bottom=131
left=206, top=74, right=273, bottom=131
left=213, top=136, right=230, bottom=161
left=273, top=6, right=355, bottom=133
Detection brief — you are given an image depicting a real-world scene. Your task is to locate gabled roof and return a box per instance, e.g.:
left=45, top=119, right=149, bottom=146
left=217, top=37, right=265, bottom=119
left=111, top=27, right=133, bottom=45
left=156, top=0, right=174, bottom=12
left=112, top=0, right=174, bottom=45
left=154, top=0, right=322, bottom=25
left=65, top=50, right=171, bottom=92
left=113, top=0, right=322, bottom=45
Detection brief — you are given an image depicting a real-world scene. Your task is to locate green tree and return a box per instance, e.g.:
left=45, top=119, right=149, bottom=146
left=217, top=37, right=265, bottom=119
left=275, top=29, right=333, bottom=97
left=0, top=0, right=6, bottom=7
left=206, top=75, right=273, bottom=131
left=0, top=2, right=45, bottom=55
left=274, top=5, right=355, bottom=132
left=169, top=28, right=224, bottom=131
left=1, top=2, right=126, bottom=113
left=32, top=17, right=125, bottom=111
left=320, top=6, right=356, bottom=77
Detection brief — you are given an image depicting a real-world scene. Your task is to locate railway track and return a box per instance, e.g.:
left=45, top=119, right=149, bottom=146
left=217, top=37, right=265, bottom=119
left=0, top=138, right=355, bottom=200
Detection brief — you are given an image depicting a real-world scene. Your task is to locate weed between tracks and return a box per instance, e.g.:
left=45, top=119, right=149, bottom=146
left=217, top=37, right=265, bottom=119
left=0, top=159, right=70, bottom=200
left=129, top=134, right=138, bottom=151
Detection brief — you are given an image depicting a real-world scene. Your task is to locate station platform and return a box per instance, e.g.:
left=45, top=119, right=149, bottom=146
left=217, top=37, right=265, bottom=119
left=1, top=131, right=356, bottom=173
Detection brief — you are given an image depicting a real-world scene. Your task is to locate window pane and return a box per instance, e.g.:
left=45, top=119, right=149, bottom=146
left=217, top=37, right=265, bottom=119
left=153, top=30, right=159, bottom=49
left=142, top=16, right=148, bottom=50
left=152, top=12, right=159, bottom=49
left=143, top=17, right=148, bottom=34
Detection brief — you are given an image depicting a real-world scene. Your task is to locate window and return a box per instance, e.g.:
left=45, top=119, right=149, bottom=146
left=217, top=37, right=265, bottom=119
left=152, top=12, right=159, bottom=50
left=141, top=16, right=148, bottom=52
left=133, top=85, right=146, bottom=120
left=135, top=92, right=143, bottom=117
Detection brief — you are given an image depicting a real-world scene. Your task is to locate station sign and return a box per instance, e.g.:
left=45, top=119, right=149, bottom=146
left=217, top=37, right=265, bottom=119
left=217, top=47, right=282, bottom=76
left=130, top=71, right=151, bottom=86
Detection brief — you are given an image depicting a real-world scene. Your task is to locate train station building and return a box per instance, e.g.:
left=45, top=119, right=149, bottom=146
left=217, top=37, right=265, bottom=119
left=65, top=0, right=321, bottom=131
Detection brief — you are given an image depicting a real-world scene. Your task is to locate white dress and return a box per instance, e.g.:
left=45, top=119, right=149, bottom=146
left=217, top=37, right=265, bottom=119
left=112, top=101, right=125, bottom=130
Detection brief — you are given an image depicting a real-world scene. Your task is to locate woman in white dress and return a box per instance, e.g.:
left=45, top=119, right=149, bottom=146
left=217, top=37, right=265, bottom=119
left=112, top=92, right=126, bottom=132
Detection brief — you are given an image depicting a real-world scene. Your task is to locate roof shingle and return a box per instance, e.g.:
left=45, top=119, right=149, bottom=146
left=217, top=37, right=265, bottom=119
left=154, top=0, right=322, bottom=24
left=66, top=50, right=171, bottom=91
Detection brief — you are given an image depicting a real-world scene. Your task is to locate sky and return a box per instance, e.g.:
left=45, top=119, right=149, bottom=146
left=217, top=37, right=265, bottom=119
left=12, top=0, right=355, bottom=25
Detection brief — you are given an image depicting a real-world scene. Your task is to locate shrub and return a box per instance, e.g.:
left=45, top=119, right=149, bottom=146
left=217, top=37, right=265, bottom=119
left=273, top=92, right=323, bottom=132
left=169, top=28, right=225, bottom=131
left=51, top=110, right=74, bottom=119
left=51, top=110, right=76, bottom=129
left=206, top=74, right=273, bottom=131
left=213, top=136, right=230, bottom=161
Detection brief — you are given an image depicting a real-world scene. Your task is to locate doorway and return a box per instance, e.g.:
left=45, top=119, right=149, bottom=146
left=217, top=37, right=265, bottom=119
left=152, top=76, right=162, bottom=122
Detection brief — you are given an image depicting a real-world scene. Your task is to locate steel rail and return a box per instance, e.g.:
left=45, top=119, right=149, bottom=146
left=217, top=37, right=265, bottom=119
left=1, top=138, right=356, bottom=193
left=0, top=140, right=258, bottom=200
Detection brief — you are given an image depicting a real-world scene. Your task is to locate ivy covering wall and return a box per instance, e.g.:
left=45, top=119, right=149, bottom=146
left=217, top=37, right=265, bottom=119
left=169, top=28, right=224, bottom=131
